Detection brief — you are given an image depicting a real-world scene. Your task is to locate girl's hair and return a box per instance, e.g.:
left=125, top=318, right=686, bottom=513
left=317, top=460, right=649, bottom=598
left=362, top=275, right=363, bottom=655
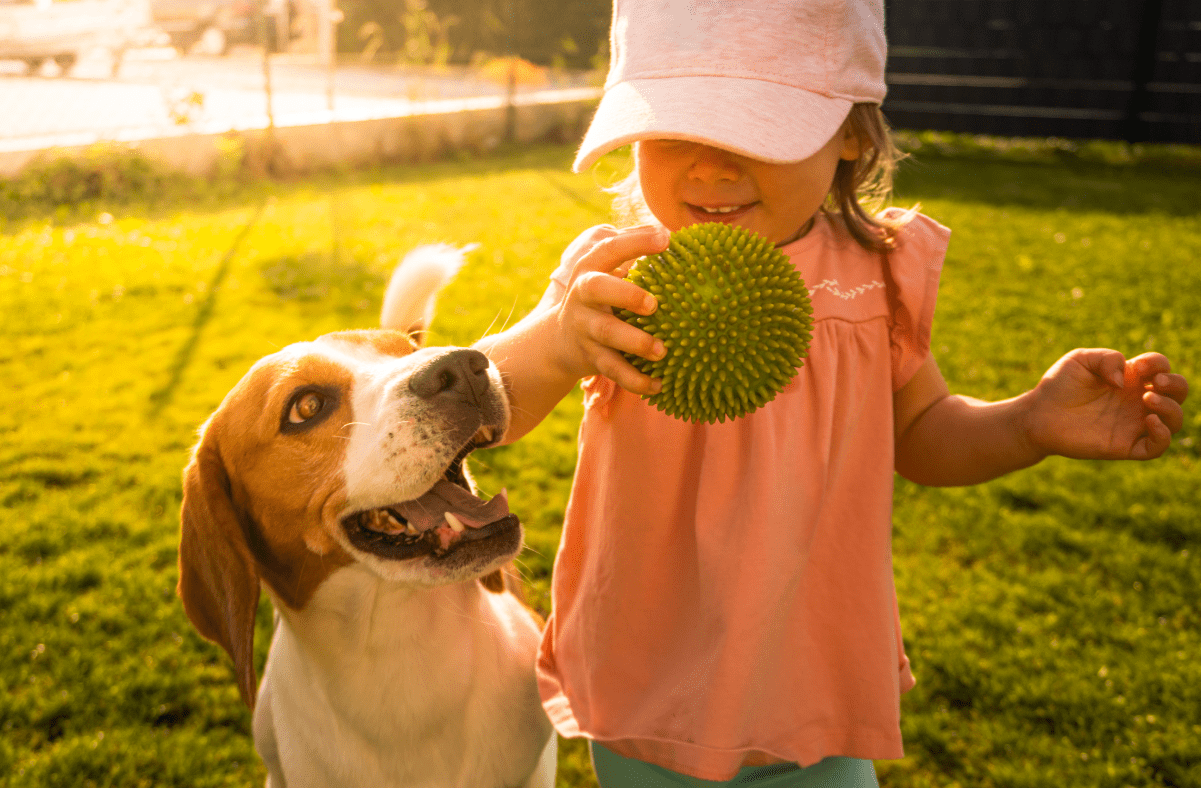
left=830, top=103, right=909, bottom=253
left=834, top=104, right=914, bottom=343
left=606, top=103, right=910, bottom=254
left=606, top=167, right=654, bottom=228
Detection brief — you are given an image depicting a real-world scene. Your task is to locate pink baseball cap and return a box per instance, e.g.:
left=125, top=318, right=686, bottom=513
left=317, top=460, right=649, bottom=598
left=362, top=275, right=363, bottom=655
left=573, top=0, right=887, bottom=173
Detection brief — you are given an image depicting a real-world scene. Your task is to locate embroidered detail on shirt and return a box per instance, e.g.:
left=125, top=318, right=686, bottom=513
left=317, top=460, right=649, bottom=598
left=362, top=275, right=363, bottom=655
left=808, top=279, right=885, bottom=300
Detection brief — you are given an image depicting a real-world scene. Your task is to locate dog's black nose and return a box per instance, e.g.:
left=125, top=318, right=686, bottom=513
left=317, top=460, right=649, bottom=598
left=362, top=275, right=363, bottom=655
left=409, top=348, right=493, bottom=403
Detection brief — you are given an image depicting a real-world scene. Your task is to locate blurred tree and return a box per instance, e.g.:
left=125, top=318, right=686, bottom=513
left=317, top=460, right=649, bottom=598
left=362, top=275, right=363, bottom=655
left=339, top=0, right=610, bottom=69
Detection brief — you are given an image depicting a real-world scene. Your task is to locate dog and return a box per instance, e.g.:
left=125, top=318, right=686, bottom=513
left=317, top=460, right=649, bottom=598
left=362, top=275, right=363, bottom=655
left=178, top=245, right=555, bottom=788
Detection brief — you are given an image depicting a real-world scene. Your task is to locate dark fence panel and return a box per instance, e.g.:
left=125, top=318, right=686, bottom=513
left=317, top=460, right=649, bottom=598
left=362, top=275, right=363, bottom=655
left=883, top=0, right=1201, bottom=143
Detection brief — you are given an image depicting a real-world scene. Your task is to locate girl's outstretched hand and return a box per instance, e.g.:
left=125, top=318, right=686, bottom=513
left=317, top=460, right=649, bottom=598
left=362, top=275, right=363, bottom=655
left=551, top=223, right=670, bottom=395
left=1027, top=349, right=1190, bottom=461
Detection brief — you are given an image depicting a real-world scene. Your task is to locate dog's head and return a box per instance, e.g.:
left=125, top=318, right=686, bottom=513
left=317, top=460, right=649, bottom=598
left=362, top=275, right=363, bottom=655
left=178, top=329, right=517, bottom=707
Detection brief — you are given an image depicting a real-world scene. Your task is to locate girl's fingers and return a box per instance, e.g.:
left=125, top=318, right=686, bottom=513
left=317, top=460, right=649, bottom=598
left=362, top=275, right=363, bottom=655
left=1150, top=372, right=1189, bottom=405
left=574, top=269, right=659, bottom=316
left=1066, top=347, right=1128, bottom=389
left=555, top=224, right=670, bottom=385
left=594, top=346, right=662, bottom=396
left=1128, top=352, right=1174, bottom=384
left=1143, top=389, right=1185, bottom=434
left=572, top=224, right=670, bottom=277
left=561, top=224, right=618, bottom=272
left=1133, top=414, right=1172, bottom=460
left=583, top=308, right=664, bottom=362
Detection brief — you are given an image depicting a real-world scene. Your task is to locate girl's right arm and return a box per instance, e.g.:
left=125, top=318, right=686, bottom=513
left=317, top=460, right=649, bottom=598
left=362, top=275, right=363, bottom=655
left=474, top=224, right=670, bottom=444
left=894, top=350, right=1188, bottom=486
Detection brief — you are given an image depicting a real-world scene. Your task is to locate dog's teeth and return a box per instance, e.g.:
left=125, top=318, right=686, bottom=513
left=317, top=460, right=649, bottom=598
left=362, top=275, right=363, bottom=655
left=444, top=512, right=466, bottom=533
left=406, top=523, right=419, bottom=536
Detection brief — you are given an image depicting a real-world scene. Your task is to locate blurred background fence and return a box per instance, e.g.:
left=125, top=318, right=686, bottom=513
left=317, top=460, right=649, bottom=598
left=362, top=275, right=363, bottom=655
left=1, top=0, right=1199, bottom=181
left=883, top=0, right=1201, bottom=144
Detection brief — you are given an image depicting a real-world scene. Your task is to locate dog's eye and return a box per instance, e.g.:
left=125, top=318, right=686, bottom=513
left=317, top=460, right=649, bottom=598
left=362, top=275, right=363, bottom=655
left=289, top=392, right=325, bottom=424
left=280, top=385, right=339, bottom=433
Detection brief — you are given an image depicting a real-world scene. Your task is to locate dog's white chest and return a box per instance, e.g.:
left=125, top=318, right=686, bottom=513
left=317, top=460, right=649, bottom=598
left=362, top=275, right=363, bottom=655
left=255, top=566, right=551, bottom=788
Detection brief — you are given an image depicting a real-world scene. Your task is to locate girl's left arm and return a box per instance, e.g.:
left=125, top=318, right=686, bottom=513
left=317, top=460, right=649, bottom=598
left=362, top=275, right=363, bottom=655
left=894, top=350, right=1190, bottom=487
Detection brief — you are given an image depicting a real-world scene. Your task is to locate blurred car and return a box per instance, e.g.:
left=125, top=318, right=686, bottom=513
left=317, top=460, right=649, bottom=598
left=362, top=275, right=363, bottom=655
left=150, top=0, right=291, bottom=55
left=0, top=0, right=156, bottom=75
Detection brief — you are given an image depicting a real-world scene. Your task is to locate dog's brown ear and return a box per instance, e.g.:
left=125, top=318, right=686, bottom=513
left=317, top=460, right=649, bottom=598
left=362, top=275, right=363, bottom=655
left=178, top=424, right=261, bottom=709
left=480, top=564, right=533, bottom=604
left=479, top=568, right=506, bottom=593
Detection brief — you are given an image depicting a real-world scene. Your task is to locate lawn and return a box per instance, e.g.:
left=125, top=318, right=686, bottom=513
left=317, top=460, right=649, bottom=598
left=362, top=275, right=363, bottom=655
left=0, top=142, right=1197, bottom=788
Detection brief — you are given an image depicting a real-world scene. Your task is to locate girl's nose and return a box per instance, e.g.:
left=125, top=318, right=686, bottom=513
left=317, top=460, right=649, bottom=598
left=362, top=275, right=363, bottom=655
left=687, top=145, right=743, bottom=183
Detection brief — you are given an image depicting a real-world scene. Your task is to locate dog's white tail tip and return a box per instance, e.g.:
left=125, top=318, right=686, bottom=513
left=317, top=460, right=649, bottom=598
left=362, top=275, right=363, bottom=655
left=380, top=243, right=478, bottom=337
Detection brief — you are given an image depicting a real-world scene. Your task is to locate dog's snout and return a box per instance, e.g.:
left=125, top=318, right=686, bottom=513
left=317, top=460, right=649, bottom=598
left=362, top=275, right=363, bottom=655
left=409, top=349, right=492, bottom=402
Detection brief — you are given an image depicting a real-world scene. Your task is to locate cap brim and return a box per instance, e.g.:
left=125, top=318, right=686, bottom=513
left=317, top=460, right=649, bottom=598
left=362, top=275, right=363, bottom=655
left=572, top=77, right=853, bottom=173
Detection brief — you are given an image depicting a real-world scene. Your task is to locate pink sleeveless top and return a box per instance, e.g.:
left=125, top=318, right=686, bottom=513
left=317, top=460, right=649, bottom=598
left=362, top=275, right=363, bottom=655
left=537, top=211, right=950, bottom=781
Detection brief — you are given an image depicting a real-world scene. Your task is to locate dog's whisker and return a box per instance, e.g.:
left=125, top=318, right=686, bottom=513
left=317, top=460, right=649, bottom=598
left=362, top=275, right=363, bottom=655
left=480, top=310, right=503, bottom=341
left=497, top=296, right=520, bottom=335
left=475, top=296, right=522, bottom=347
left=506, top=403, right=543, bottom=422
left=336, top=421, right=372, bottom=439
left=519, top=544, right=549, bottom=560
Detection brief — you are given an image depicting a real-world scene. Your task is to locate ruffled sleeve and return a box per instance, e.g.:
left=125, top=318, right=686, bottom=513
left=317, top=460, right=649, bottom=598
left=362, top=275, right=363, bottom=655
left=882, top=209, right=950, bottom=391
left=581, top=374, right=618, bottom=417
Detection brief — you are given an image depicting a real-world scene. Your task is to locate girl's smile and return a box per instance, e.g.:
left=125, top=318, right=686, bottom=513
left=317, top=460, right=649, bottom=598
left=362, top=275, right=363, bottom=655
left=636, top=129, right=860, bottom=245
left=685, top=201, right=757, bottom=224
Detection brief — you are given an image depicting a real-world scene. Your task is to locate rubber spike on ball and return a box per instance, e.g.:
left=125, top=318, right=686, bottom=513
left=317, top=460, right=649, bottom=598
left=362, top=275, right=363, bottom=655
left=618, top=223, right=814, bottom=423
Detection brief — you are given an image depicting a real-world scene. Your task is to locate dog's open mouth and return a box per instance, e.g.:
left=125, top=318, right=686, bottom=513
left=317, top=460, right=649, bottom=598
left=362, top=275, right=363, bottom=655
left=341, top=431, right=518, bottom=561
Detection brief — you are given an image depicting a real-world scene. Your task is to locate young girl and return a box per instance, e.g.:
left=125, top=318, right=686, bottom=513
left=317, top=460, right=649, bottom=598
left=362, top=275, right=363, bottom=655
left=475, top=1, right=1190, bottom=786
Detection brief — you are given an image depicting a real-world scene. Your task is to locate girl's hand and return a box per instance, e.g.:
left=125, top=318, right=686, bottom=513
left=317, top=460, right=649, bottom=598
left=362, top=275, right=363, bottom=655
left=551, top=224, right=670, bottom=395
left=1026, top=349, right=1190, bottom=461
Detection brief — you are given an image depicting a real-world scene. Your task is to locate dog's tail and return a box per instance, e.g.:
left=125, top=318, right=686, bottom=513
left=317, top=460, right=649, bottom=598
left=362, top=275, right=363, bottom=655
left=380, top=243, right=478, bottom=342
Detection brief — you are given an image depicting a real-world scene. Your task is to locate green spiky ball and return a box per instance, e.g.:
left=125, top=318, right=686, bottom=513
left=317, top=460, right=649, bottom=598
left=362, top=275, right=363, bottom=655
left=616, top=222, right=813, bottom=424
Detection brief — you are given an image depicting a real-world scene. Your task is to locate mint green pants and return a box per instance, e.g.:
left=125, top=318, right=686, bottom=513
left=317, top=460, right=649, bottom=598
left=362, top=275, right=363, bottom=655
left=590, top=742, right=879, bottom=788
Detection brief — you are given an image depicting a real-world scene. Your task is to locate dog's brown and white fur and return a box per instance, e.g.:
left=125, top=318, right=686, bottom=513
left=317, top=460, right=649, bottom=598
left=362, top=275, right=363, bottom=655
left=178, top=245, right=555, bottom=788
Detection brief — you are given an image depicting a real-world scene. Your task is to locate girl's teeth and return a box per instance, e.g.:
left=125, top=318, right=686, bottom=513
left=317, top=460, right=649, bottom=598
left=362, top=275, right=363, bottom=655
left=703, top=206, right=740, bottom=214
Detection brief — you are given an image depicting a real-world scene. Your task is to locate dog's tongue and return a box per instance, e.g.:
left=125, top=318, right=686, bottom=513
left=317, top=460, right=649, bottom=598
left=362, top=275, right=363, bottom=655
left=394, top=481, right=509, bottom=533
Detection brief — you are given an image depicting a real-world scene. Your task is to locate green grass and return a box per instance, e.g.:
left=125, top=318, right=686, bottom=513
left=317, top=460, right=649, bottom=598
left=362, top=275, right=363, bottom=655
left=0, top=143, right=1198, bottom=788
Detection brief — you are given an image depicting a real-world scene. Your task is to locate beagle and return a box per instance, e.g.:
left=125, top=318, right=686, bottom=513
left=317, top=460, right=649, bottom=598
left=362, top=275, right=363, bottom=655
left=178, top=245, right=555, bottom=788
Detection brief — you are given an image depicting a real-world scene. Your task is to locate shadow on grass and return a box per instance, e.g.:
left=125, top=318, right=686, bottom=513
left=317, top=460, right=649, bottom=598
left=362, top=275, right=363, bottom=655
left=147, top=199, right=268, bottom=416
left=894, top=155, right=1201, bottom=217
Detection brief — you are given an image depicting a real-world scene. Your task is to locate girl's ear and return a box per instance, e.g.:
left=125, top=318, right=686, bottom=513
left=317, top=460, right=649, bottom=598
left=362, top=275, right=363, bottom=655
left=840, top=122, right=865, bottom=161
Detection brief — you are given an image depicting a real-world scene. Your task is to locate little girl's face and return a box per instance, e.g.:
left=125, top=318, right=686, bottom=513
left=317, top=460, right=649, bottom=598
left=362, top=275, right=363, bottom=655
left=635, top=126, right=859, bottom=245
